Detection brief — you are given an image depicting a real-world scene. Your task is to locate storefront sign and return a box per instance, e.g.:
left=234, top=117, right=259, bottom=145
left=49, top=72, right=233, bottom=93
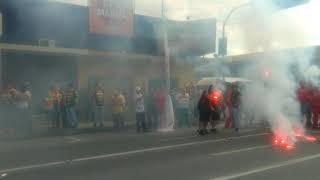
left=89, top=0, right=134, bottom=36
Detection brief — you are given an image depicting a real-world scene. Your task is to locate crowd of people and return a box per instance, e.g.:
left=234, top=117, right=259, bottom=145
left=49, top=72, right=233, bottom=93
left=297, top=81, right=320, bottom=129
left=2, top=79, right=318, bottom=136
left=44, top=83, right=79, bottom=129
left=197, top=83, right=242, bottom=135
left=44, top=83, right=171, bottom=132
left=0, top=80, right=242, bottom=135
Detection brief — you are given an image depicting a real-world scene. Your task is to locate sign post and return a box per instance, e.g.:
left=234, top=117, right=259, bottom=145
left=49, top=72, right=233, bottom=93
left=0, top=12, right=3, bottom=90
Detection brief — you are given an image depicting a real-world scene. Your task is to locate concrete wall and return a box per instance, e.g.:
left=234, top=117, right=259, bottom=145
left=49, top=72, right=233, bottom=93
left=77, top=56, right=165, bottom=122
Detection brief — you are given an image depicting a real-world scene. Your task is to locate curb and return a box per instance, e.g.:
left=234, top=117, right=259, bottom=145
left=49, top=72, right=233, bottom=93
left=0, top=125, right=136, bottom=141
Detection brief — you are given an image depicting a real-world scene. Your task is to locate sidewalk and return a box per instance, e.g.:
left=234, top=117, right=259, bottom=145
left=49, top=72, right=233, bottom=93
left=0, top=114, right=267, bottom=140
left=0, top=114, right=136, bottom=140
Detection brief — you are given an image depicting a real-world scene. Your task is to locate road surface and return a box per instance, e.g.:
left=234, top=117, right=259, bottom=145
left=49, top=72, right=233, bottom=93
left=0, top=128, right=319, bottom=180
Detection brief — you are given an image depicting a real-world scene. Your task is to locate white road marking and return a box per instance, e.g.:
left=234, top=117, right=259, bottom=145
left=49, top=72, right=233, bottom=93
left=210, top=145, right=270, bottom=157
left=72, top=133, right=269, bottom=162
left=0, top=132, right=269, bottom=174
left=159, top=135, right=198, bottom=142
left=0, top=161, right=65, bottom=174
left=211, top=153, right=320, bottom=180
left=65, top=137, right=81, bottom=143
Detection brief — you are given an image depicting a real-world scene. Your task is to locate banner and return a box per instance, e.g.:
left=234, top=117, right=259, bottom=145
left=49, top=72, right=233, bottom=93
left=168, top=18, right=217, bottom=56
left=89, top=0, right=134, bottom=36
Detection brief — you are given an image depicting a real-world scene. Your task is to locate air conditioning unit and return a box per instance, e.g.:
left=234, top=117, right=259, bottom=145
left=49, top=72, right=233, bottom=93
left=48, top=40, right=56, bottom=47
left=38, top=39, right=56, bottom=47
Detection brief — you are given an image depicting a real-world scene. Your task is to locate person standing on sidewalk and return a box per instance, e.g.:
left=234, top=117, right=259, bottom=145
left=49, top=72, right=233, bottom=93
left=311, top=86, right=320, bottom=129
left=64, top=83, right=78, bottom=128
left=231, top=83, right=241, bottom=132
left=135, top=86, right=147, bottom=132
left=51, top=86, right=63, bottom=128
left=208, top=85, right=223, bottom=133
left=112, top=89, right=126, bottom=129
left=92, top=83, right=105, bottom=128
left=175, top=88, right=191, bottom=128
left=155, top=87, right=166, bottom=129
left=146, top=88, right=157, bottom=130
left=297, top=81, right=312, bottom=128
left=197, top=90, right=211, bottom=135
left=17, top=82, right=32, bottom=135
left=225, top=84, right=233, bottom=128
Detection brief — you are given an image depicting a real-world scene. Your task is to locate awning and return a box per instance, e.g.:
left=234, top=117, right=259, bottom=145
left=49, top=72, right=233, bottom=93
left=0, top=43, right=160, bottom=61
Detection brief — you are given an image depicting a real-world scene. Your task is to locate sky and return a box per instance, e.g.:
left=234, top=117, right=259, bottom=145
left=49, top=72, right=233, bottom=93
left=51, top=0, right=320, bottom=55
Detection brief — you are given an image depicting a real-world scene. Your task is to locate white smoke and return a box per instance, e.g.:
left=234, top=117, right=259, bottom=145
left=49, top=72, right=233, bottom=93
left=241, top=53, right=303, bottom=143
left=239, top=2, right=320, bottom=144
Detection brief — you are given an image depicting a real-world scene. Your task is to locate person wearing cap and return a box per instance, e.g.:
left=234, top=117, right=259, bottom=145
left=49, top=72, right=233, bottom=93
left=135, top=86, right=147, bottom=132
left=92, top=83, right=105, bottom=127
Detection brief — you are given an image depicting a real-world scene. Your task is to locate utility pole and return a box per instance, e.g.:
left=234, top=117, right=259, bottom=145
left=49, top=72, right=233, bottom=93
left=159, top=0, right=175, bottom=131
left=162, top=0, right=170, bottom=91
left=219, top=2, right=251, bottom=57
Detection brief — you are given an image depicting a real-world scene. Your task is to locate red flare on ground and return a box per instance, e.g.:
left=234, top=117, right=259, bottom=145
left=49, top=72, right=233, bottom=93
left=294, top=128, right=304, bottom=139
left=305, top=135, right=317, bottom=142
left=286, top=144, right=294, bottom=150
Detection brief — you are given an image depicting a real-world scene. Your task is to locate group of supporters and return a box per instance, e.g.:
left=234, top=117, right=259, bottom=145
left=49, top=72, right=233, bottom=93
left=44, top=83, right=172, bottom=132
left=197, top=83, right=242, bottom=135
left=0, top=79, right=244, bottom=135
left=297, top=81, right=320, bottom=129
left=0, top=82, right=32, bottom=135
left=44, top=83, right=128, bottom=129
left=44, top=81, right=242, bottom=133
left=44, top=83, right=79, bottom=128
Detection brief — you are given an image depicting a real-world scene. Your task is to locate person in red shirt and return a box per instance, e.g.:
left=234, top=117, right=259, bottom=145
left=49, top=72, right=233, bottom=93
left=310, top=86, right=320, bottom=129
left=155, top=87, right=166, bottom=129
left=297, top=81, right=312, bottom=128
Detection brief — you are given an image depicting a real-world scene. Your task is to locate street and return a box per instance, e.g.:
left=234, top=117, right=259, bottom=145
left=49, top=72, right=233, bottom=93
left=0, top=128, right=319, bottom=180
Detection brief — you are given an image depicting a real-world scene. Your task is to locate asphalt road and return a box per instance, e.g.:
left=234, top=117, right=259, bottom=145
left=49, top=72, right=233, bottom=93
left=0, top=128, right=320, bottom=180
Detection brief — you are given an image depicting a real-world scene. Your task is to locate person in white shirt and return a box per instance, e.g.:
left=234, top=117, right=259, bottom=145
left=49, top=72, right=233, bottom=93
left=175, top=88, right=191, bottom=128
left=135, top=86, right=147, bottom=132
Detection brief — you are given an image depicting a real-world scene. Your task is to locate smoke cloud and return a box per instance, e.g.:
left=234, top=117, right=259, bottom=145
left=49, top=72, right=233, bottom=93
left=239, top=2, right=319, bottom=144
left=194, top=1, right=320, bottom=144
